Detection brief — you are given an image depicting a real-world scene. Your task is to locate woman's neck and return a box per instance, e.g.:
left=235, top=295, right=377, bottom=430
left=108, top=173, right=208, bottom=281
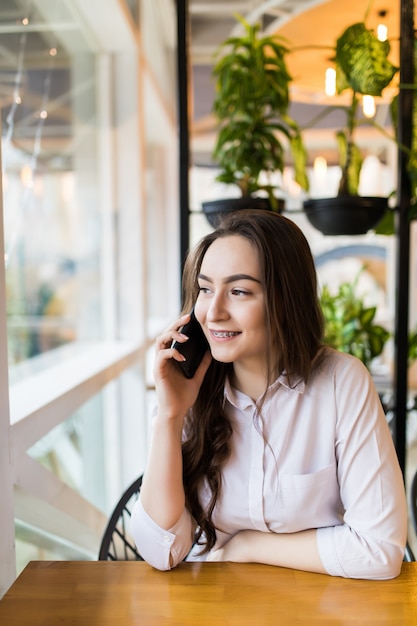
left=230, top=362, right=270, bottom=402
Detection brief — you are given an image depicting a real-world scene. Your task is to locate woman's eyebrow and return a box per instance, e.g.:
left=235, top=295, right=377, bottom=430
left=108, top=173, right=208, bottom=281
left=198, top=273, right=261, bottom=284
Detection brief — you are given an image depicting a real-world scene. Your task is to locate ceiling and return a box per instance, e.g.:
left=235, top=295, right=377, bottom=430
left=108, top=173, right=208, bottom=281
left=0, top=0, right=412, bottom=167
left=189, top=0, right=412, bottom=163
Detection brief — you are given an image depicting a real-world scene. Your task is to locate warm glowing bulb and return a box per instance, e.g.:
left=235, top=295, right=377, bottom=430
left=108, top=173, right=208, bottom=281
left=325, top=68, right=336, bottom=96
left=49, top=47, right=57, bottom=56
left=363, top=95, right=376, bottom=118
left=20, top=165, right=33, bottom=188
left=40, top=110, right=48, bottom=119
left=312, top=157, right=328, bottom=195
left=377, top=23, right=388, bottom=42
left=314, top=156, right=327, bottom=180
left=22, top=17, right=29, bottom=26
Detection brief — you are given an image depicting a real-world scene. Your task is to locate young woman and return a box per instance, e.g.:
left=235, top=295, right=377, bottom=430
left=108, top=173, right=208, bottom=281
left=132, top=209, right=407, bottom=579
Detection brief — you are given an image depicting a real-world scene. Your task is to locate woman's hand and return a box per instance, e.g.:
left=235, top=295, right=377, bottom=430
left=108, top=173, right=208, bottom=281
left=206, top=531, right=252, bottom=563
left=154, top=313, right=212, bottom=420
left=140, top=314, right=211, bottom=530
left=206, top=529, right=326, bottom=574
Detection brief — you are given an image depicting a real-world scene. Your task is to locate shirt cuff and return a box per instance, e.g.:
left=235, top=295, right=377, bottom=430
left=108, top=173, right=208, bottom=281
left=316, top=526, right=346, bottom=578
left=131, top=497, right=193, bottom=570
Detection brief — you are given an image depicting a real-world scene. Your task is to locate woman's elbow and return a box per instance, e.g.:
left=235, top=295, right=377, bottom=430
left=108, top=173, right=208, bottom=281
left=351, top=542, right=405, bottom=580
left=373, top=543, right=405, bottom=580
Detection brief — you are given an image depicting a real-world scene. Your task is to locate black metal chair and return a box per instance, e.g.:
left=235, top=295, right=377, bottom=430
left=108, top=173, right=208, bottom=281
left=411, top=470, right=417, bottom=537
left=404, top=541, right=416, bottom=562
left=98, top=475, right=144, bottom=561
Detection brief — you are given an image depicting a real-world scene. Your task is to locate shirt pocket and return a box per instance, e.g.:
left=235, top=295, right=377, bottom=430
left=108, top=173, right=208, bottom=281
left=280, top=462, right=341, bottom=532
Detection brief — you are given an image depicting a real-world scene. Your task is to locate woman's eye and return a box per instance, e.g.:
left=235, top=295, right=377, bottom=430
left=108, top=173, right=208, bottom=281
left=231, top=288, right=249, bottom=296
left=198, top=286, right=211, bottom=294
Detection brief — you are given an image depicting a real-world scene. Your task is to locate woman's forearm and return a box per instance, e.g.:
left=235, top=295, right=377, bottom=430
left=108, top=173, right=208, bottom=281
left=208, top=529, right=327, bottom=575
left=140, top=414, right=186, bottom=530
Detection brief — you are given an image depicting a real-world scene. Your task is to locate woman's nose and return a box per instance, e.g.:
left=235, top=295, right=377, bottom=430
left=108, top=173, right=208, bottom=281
left=206, top=293, right=229, bottom=321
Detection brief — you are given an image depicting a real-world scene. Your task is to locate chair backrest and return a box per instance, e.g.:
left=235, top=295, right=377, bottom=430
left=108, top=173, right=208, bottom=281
left=411, top=470, right=417, bottom=536
left=98, top=475, right=143, bottom=561
left=404, top=541, right=416, bottom=562
left=404, top=469, right=417, bottom=563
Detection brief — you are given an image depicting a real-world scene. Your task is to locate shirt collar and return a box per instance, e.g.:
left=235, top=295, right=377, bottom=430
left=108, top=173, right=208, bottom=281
left=223, top=372, right=305, bottom=409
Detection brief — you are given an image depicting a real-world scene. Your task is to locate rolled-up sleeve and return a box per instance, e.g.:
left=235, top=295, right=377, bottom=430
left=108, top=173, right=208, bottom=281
left=131, top=497, right=195, bottom=570
left=316, top=357, right=407, bottom=579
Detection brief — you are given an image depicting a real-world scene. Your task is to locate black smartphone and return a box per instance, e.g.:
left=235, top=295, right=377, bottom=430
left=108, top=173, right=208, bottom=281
left=171, top=309, right=209, bottom=378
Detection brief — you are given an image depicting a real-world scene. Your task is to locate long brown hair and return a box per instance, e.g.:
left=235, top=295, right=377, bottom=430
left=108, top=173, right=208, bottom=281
left=181, top=209, right=324, bottom=551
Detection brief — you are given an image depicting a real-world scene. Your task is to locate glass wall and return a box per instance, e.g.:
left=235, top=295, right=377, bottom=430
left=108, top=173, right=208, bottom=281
left=0, top=0, right=180, bottom=590
left=2, top=1, right=101, bottom=369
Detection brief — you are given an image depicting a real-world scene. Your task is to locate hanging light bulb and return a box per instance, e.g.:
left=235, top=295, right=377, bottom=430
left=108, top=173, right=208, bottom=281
left=363, top=95, right=376, bottom=118
left=325, top=67, right=336, bottom=96
left=313, top=156, right=328, bottom=194
left=377, top=23, right=388, bottom=41
left=20, top=165, right=33, bottom=188
left=377, top=10, right=388, bottom=41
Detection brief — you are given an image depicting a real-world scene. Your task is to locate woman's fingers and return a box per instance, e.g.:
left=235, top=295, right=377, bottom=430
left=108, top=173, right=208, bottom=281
left=154, top=313, right=195, bottom=370
left=155, top=314, right=191, bottom=350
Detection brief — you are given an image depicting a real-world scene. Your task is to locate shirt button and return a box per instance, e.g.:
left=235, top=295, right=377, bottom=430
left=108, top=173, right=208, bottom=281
left=162, top=535, right=171, bottom=544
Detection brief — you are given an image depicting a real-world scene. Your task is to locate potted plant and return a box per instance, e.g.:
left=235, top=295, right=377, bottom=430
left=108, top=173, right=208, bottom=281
left=320, top=272, right=417, bottom=424
left=303, top=19, right=399, bottom=236
left=319, top=271, right=390, bottom=370
left=202, top=15, right=309, bottom=228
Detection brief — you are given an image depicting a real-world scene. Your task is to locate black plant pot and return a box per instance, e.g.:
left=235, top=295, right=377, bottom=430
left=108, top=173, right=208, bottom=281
left=303, top=196, right=388, bottom=236
left=202, top=197, right=280, bottom=228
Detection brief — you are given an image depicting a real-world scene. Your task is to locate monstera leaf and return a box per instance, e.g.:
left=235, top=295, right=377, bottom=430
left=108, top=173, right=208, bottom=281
left=336, top=22, right=398, bottom=96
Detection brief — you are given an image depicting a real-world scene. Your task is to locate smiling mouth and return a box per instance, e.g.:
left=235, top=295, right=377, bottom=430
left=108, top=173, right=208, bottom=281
left=212, top=331, right=241, bottom=338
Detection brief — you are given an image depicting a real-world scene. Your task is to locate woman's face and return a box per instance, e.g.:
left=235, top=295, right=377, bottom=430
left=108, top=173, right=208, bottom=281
left=194, top=234, right=268, bottom=374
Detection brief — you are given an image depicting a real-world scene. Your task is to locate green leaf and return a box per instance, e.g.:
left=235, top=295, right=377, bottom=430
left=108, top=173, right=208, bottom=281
left=409, top=203, right=417, bottom=221
left=374, top=209, right=395, bottom=235
left=289, top=133, right=309, bottom=191
left=409, top=328, right=417, bottom=364
left=360, top=306, right=376, bottom=326
left=335, top=23, right=398, bottom=96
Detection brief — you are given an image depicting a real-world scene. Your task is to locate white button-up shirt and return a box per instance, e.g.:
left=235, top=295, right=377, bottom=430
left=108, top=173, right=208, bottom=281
left=131, top=349, right=407, bottom=579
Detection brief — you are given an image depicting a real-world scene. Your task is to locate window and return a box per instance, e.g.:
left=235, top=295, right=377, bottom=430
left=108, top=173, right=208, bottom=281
left=0, top=0, right=180, bottom=592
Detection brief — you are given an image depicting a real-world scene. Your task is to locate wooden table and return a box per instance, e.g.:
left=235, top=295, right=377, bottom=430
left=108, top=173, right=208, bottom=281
left=0, top=561, right=416, bottom=625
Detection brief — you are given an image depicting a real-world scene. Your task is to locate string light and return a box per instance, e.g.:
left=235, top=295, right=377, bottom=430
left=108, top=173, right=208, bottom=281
left=5, top=32, right=27, bottom=148
left=3, top=25, right=28, bottom=269
left=3, top=4, right=59, bottom=268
